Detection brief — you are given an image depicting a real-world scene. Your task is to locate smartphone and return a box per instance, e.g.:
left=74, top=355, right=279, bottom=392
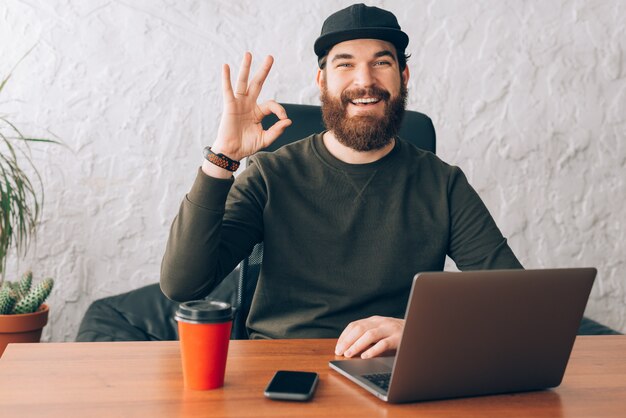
left=264, top=370, right=319, bottom=401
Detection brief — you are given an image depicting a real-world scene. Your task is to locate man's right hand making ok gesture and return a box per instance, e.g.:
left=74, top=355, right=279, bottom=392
left=204, top=52, right=292, bottom=179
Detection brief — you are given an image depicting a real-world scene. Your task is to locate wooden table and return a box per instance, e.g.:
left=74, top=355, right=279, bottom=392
left=0, top=336, right=624, bottom=417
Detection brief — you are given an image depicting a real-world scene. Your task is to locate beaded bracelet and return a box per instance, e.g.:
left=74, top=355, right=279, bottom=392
left=203, top=146, right=241, bottom=172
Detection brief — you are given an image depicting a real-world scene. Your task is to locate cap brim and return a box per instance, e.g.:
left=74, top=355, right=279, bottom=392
left=314, top=27, right=409, bottom=58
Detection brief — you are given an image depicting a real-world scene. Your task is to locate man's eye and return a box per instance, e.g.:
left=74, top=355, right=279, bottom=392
left=336, top=63, right=352, bottom=68
left=374, top=61, right=392, bottom=66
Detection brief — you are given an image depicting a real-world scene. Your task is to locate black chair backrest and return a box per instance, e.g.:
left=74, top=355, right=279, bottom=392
left=230, top=103, right=436, bottom=339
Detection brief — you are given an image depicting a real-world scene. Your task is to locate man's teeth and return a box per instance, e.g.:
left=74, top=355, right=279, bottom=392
left=351, top=98, right=380, bottom=104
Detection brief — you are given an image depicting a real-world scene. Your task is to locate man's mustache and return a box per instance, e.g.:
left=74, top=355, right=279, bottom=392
left=341, top=86, right=391, bottom=105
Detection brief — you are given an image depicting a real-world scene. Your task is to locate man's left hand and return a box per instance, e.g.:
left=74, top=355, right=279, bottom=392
left=335, top=316, right=404, bottom=359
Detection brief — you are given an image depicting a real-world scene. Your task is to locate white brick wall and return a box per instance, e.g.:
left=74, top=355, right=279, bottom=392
left=1, top=0, right=624, bottom=340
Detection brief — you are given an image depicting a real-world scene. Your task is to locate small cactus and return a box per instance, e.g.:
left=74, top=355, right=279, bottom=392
left=0, top=272, right=53, bottom=315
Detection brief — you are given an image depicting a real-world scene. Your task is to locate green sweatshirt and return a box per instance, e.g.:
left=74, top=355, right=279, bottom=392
left=161, top=134, right=522, bottom=339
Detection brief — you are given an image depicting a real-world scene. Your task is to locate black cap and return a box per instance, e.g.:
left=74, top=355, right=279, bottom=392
left=314, top=3, right=409, bottom=60
left=175, top=300, right=234, bottom=324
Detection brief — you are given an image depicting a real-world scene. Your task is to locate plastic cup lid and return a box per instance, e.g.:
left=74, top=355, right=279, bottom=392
left=175, top=300, right=233, bottom=323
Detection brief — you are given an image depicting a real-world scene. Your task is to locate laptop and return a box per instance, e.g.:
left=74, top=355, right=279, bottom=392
left=329, top=268, right=596, bottom=403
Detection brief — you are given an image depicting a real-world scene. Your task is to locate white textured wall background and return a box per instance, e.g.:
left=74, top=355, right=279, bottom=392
left=0, top=0, right=624, bottom=340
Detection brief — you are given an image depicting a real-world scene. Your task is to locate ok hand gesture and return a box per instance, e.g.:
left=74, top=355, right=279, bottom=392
left=207, top=52, right=291, bottom=176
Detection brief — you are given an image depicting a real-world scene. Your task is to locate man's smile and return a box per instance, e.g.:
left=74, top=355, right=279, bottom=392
left=341, top=87, right=391, bottom=115
left=350, top=97, right=382, bottom=105
left=346, top=95, right=386, bottom=115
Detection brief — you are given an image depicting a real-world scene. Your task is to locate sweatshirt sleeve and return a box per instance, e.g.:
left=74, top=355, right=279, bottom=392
left=160, top=165, right=264, bottom=301
left=446, top=166, right=523, bottom=270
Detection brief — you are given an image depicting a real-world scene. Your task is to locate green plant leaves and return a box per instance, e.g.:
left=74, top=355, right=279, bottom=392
left=0, top=54, right=59, bottom=280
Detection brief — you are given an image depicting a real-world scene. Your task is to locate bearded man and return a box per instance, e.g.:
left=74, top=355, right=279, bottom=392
left=161, top=4, right=522, bottom=359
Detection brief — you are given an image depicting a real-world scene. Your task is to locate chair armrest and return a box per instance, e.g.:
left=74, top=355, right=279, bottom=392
left=578, top=316, right=621, bottom=335
left=76, top=283, right=179, bottom=342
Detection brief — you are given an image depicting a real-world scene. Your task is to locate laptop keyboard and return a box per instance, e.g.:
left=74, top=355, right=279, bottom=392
left=362, top=373, right=391, bottom=391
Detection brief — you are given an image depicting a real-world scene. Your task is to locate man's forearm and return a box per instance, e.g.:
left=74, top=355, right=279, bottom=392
left=160, top=169, right=234, bottom=301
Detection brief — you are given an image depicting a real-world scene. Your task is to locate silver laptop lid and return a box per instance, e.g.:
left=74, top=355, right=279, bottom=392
left=386, top=268, right=596, bottom=402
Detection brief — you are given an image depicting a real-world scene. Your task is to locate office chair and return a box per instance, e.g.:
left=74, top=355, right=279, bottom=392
left=76, top=103, right=436, bottom=342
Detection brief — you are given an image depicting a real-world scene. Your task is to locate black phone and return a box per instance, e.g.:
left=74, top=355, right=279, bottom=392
left=264, top=370, right=319, bottom=401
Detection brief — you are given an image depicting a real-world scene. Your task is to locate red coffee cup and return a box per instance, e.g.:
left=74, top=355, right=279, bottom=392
left=175, top=300, right=234, bottom=390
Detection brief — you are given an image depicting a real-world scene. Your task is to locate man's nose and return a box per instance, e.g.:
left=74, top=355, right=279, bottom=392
left=352, top=65, right=375, bottom=88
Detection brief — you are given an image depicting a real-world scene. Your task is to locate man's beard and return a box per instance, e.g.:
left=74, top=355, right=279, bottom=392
left=320, top=82, right=407, bottom=152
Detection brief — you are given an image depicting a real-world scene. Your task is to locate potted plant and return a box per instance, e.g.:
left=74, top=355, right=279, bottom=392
left=0, top=272, right=54, bottom=355
left=0, top=55, right=58, bottom=356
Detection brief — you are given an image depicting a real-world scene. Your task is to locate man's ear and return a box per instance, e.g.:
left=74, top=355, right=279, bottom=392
left=316, top=68, right=325, bottom=91
left=401, top=66, right=410, bottom=87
